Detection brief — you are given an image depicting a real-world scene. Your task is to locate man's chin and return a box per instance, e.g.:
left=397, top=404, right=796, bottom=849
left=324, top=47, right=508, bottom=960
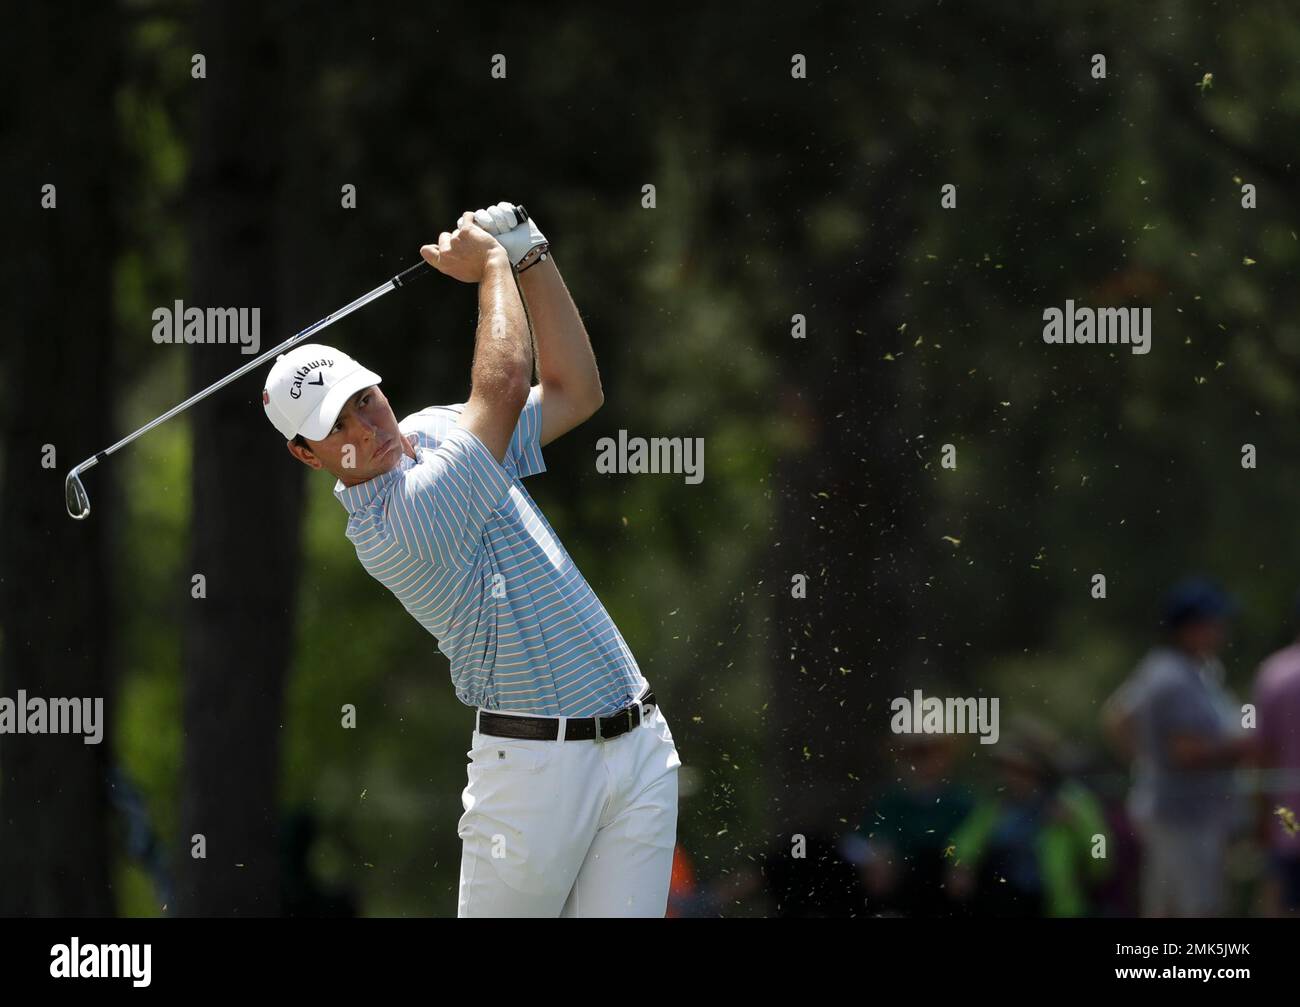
left=368, top=441, right=404, bottom=475
left=335, top=449, right=400, bottom=486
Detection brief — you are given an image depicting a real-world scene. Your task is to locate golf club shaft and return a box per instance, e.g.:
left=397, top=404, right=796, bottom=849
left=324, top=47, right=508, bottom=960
left=71, top=260, right=431, bottom=476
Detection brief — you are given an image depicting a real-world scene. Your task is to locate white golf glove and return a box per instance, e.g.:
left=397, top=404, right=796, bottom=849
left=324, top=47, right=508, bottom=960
left=473, top=201, right=550, bottom=271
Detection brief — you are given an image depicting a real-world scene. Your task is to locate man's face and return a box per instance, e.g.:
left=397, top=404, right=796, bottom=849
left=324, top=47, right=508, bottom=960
left=1175, top=616, right=1228, bottom=658
left=287, top=385, right=409, bottom=485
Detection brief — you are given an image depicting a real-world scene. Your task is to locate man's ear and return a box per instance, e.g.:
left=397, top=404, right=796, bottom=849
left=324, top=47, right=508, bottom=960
left=286, top=439, right=323, bottom=470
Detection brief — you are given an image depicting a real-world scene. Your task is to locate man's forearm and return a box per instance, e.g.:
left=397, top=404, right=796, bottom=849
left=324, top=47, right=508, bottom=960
left=472, top=251, right=533, bottom=395
left=516, top=255, right=602, bottom=403
left=1168, top=732, right=1247, bottom=770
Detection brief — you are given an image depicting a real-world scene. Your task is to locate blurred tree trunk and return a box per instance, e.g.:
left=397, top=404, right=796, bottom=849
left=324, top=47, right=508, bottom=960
left=174, top=0, right=305, bottom=916
left=0, top=3, right=120, bottom=914
left=766, top=158, right=922, bottom=836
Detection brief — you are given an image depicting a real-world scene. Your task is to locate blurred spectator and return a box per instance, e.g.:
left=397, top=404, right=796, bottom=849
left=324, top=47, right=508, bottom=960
left=662, top=766, right=865, bottom=917
left=947, top=718, right=1108, bottom=916
left=665, top=845, right=736, bottom=917
left=1251, top=590, right=1300, bottom=915
left=665, top=767, right=724, bottom=917
left=107, top=766, right=174, bottom=912
left=718, top=832, right=866, bottom=917
left=666, top=845, right=702, bottom=917
left=1103, top=577, right=1251, bottom=917
left=1089, top=788, right=1143, bottom=916
left=842, top=734, right=973, bottom=916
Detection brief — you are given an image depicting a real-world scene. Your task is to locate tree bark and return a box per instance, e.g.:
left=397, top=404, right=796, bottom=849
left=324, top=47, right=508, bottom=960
left=174, top=0, right=304, bottom=916
left=0, top=2, right=121, bottom=915
left=765, top=157, right=924, bottom=837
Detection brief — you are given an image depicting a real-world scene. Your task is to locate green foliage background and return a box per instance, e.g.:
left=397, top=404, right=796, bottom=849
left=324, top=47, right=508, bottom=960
left=85, top=2, right=1300, bottom=914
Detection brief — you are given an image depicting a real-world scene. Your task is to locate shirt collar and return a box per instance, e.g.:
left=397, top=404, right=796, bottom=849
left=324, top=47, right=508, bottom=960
left=333, top=439, right=421, bottom=515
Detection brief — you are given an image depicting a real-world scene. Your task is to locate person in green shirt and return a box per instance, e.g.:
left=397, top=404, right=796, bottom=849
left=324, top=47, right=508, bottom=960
left=848, top=734, right=974, bottom=916
left=948, top=718, right=1110, bottom=917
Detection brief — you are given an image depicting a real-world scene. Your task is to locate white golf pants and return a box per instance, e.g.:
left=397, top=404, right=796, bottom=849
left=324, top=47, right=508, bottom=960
left=456, top=699, right=681, bottom=917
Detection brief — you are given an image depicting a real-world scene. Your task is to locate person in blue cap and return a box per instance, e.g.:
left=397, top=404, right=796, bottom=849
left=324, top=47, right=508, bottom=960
left=1102, top=577, right=1251, bottom=917
left=1249, top=588, right=1300, bottom=914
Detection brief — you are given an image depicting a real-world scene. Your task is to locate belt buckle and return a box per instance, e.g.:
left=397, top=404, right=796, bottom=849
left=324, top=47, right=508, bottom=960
left=594, top=707, right=632, bottom=743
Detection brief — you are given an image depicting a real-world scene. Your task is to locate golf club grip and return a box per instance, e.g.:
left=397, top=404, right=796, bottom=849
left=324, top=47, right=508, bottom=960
left=390, top=205, right=529, bottom=288
left=391, top=261, right=432, bottom=287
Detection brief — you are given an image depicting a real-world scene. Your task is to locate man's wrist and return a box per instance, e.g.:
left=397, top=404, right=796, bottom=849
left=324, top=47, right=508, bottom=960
left=482, top=248, right=513, bottom=275
left=515, top=242, right=551, bottom=273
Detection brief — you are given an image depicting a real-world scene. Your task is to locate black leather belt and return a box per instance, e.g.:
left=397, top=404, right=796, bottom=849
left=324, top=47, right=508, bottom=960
left=477, top=689, right=656, bottom=743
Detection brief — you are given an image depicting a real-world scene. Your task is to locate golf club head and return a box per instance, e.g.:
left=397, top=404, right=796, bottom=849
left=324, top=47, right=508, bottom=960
left=65, top=469, right=91, bottom=520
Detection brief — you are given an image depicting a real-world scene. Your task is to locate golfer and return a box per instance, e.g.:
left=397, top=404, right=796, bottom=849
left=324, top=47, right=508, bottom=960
left=261, top=203, right=680, bottom=917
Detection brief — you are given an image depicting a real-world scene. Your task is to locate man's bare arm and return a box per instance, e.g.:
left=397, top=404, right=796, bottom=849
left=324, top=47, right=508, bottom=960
left=1167, top=731, right=1251, bottom=770
left=421, top=213, right=532, bottom=462
left=461, top=252, right=532, bottom=461
left=1102, top=702, right=1137, bottom=762
left=516, top=255, right=604, bottom=446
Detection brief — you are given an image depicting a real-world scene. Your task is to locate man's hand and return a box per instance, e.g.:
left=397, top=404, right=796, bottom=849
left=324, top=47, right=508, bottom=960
left=473, top=201, right=549, bottom=270
left=420, top=212, right=508, bottom=283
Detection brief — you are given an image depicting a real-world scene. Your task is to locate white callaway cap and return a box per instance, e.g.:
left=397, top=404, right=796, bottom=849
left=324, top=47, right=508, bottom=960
left=262, top=343, right=382, bottom=440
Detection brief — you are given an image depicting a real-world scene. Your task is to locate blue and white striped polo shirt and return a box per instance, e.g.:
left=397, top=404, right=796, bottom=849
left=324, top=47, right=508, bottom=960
left=333, top=386, right=648, bottom=717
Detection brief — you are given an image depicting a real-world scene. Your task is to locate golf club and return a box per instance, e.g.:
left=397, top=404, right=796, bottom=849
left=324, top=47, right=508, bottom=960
left=63, top=205, right=528, bottom=521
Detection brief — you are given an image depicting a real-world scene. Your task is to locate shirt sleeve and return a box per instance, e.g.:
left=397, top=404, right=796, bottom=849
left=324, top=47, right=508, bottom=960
left=505, top=385, right=546, bottom=480
left=1103, top=669, right=1147, bottom=721
left=387, top=424, right=514, bottom=568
